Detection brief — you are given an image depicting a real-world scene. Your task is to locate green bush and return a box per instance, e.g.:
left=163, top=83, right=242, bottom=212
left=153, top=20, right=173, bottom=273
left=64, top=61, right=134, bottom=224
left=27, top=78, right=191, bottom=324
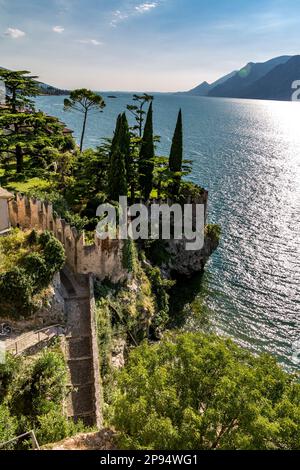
left=22, top=253, right=49, bottom=292
left=0, top=267, right=36, bottom=318
left=0, top=404, right=18, bottom=449
left=122, top=239, right=137, bottom=273
left=30, top=351, right=67, bottom=417
left=0, top=349, right=82, bottom=448
left=145, top=265, right=174, bottom=335
left=205, top=224, right=221, bottom=242
left=39, top=232, right=65, bottom=274
left=36, top=410, right=85, bottom=446
left=0, top=354, right=22, bottom=403
left=0, top=230, right=65, bottom=319
left=9, top=351, right=67, bottom=419
left=112, top=332, right=300, bottom=450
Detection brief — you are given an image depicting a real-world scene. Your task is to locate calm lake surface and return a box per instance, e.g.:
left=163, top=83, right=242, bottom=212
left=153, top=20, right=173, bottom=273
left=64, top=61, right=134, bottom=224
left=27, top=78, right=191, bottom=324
left=36, top=93, right=300, bottom=369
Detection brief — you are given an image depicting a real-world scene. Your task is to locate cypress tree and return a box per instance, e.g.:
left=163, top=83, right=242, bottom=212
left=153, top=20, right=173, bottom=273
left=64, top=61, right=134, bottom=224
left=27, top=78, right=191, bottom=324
left=108, top=145, right=127, bottom=201
left=108, top=115, right=128, bottom=200
left=169, top=109, right=183, bottom=173
left=120, top=113, right=131, bottom=180
left=111, top=113, right=122, bottom=152
left=139, top=102, right=154, bottom=200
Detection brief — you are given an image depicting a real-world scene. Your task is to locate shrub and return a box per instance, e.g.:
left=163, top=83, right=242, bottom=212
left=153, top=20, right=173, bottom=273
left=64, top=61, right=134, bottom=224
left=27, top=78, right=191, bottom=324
left=38, top=232, right=65, bottom=276
left=0, top=230, right=65, bottom=319
left=30, top=351, right=67, bottom=417
left=145, top=265, right=174, bottom=335
left=0, top=354, right=22, bottom=403
left=0, top=349, right=86, bottom=448
left=112, top=332, right=300, bottom=450
left=36, top=410, right=85, bottom=446
left=22, top=253, right=49, bottom=292
left=0, top=404, right=17, bottom=449
left=122, top=239, right=137, bottom=273
left=205, top=224, right=221, bottom=242
left=0, top=267, right=35, bottom=318
left=27, top=229, right=38, bottom=245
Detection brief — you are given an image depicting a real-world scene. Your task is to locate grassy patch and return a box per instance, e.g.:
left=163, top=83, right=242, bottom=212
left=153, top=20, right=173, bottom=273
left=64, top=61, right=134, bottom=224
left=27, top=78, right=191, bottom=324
left=5, top=177, right=52, bottom=194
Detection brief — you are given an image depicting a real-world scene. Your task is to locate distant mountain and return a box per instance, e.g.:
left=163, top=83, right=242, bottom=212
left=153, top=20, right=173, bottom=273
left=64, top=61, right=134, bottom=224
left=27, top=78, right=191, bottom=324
left=180, top=55, right=300, bottom=101
left=209, top=56, right=292, bottom=98
left=186, top=81, right=211, bottom=96
left=184, top=71, right=237, bottom=96
left=210, top=71, right=238, bottom=89
left=240, top=55, right=300, bottom=101
left=36, top=81, right=69, bottom=96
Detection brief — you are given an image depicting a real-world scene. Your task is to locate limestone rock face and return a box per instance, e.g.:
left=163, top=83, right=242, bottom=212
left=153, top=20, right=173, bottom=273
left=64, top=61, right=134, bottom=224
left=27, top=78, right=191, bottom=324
left=155, top=188, right=219, bottom=277
left=164, top=231, right=219, bottom=277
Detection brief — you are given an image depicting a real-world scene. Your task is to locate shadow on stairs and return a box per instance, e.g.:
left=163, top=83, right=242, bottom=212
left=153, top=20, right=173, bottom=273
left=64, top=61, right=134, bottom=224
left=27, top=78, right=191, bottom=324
left=60, top=266, right=101, bottom=428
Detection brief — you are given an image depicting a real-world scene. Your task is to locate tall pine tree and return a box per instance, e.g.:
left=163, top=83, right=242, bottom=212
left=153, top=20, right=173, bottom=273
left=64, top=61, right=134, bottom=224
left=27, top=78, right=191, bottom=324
left=139, top=102, right=154, bottom=200
left=169, top=109, right=183, bottom=173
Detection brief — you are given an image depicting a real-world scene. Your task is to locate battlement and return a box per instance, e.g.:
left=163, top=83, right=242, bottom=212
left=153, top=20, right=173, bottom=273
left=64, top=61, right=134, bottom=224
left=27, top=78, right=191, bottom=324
left=7, top=190, right=209, bottom=282
left=8, top=193, right=127, bottom=283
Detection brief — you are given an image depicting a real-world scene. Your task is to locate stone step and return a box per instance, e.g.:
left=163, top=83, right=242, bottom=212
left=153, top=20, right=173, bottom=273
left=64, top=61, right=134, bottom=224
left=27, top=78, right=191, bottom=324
left=67, top=384, right=95, bottom=415
left=61, top=266, right=90, bottom=297
left=68, top=356, right=92, bottom=362
left=61, top=267, right=100, bottom=428
left=66, top=337, right=92, bottom=358
left=65, top=300, right=91, bottom=337
left=68, top=358, right=94, bottom=385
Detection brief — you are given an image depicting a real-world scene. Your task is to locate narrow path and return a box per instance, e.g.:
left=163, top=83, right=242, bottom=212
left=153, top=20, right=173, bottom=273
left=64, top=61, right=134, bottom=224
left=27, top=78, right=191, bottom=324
left=60, top=267, right=101, bottom=427
left=3, top=324, right=64, bottom=356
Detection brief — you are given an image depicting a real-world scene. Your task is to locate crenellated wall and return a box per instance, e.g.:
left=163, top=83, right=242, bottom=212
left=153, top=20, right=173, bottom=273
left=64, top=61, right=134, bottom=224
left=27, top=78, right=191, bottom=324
left=8, top=194, right=128, bottom=283
left=7, top=190, right=209, bottom=281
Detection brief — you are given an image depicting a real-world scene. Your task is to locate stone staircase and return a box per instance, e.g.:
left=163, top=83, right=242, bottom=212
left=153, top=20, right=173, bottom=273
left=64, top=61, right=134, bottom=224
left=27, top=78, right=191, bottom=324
left=60, top=267, right=102, bottom=428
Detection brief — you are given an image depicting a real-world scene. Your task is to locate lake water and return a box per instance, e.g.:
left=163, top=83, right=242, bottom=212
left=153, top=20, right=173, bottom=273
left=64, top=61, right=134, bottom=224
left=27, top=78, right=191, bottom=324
left=36, top=93, right=300, bottom=370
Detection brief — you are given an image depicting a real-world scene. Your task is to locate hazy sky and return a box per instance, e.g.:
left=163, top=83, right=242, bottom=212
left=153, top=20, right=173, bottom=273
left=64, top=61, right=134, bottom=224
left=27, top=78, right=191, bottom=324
left=0, top=0, right=299, bottom=91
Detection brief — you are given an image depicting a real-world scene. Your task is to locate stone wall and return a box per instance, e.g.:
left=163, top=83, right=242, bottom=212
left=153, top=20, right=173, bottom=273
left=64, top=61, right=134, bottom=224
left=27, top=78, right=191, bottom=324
left=8, top=194, right=127, bottom=283
left=7, top=191, right=210, bottom=280
left=88, top=275, right=103, bottom=428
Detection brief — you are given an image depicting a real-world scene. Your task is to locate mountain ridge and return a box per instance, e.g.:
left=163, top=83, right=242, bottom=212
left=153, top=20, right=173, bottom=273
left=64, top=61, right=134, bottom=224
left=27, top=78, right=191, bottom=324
left=181, top=55, right=299, bottom=101
left=209, top=55, right=292, bottom=98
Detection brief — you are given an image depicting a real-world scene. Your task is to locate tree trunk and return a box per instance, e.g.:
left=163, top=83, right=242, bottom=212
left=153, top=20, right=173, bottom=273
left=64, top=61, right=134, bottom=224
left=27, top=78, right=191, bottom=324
left=16, top=145, right=23, bottom=173
left=80, top=111, right=88, bottom=152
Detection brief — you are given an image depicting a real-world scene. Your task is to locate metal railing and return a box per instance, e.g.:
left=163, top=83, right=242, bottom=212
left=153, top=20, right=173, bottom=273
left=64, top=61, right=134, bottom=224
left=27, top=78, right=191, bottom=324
left=0, top=430, right=40, bottom=450
left=5, top=324, right=65, bottom=356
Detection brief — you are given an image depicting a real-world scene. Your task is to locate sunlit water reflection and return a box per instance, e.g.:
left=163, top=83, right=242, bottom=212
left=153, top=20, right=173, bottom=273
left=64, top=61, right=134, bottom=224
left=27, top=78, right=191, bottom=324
left=36, top=94, right=300, bottom=369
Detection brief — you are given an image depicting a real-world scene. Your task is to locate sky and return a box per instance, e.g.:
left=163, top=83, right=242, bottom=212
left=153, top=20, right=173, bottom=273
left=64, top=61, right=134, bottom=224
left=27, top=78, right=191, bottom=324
left=0, top=0, right=300, bottom=91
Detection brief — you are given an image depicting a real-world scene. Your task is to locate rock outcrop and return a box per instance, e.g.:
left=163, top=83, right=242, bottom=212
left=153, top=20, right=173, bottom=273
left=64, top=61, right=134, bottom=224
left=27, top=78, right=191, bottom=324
left=165, top=229, right=219, bottom=277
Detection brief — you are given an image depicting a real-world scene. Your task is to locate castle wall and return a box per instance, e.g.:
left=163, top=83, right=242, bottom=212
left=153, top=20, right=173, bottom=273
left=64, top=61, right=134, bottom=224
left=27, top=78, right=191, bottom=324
left=7, top=191, right=208, bottom=282
left=8, top=194, right=127, bottom=283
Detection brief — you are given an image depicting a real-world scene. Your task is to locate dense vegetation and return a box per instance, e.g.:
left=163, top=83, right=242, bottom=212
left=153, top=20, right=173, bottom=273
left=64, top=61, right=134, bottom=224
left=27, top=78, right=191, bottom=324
left=0, top=69, right=192, bottom=219
left=1, top=68, right=296, bottom=452
left=0, top=347, right=84, bottom=449
left=0, top=229, right=65, bottom=319
left=111, top=332, right=300, bottom=450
